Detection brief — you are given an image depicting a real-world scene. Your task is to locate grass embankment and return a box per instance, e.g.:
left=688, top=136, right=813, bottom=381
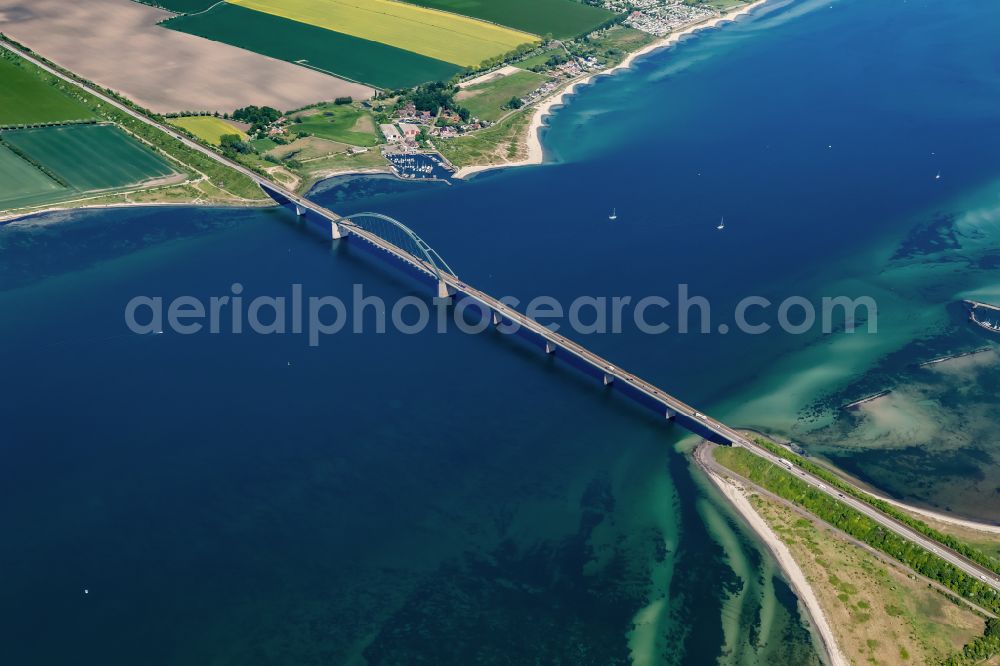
left=749, top=437, right=1000, bottom=577
left=713, top=446, right=1000, bottom=614
left=749, top=492, right=986, bottom=664
left=456, top=70, right=548, bottom=122
left=437, top=110, right=531, bottom=167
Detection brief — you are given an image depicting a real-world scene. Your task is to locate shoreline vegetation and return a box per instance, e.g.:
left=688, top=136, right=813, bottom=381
left=701, top=436, right=1000, bottom=666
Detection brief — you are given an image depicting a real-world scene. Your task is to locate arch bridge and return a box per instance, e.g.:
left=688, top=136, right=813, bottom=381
left=259, top=181, right=457, bottom=297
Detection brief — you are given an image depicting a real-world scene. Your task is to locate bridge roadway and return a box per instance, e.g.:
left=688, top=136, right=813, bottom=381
left=8, top=39, right=999, bottom=594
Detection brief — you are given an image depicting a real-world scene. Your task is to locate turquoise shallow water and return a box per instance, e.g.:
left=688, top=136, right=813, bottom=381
left=2, top=0, right=1000, bottom=662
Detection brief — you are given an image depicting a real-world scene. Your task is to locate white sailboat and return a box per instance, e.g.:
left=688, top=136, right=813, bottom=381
left=935, top=171, right=941, bottom=180
left=717, top=216, right=725, bottom=230
left=609, top=208, right=617, bottom=221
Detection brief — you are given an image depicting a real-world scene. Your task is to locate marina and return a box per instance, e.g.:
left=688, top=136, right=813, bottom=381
left=965, top=300, right=1000, bottom=335
left=384, top=151, right=455, bottom=181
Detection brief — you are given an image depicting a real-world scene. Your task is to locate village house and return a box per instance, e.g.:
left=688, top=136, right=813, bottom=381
left=379, top=123, right=403, bottom=143
left=398, top=122, right=422, bottom=140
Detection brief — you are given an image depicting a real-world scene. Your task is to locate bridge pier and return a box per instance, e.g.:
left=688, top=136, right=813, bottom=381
left=295, top=204, right=305, bottom=217
left=330, top=221, right=347, bottom=240
left=491, top=311, right=502, bottom=327
left=437, top=280, right=454, bottom=300
left=665, top=408, right=677, bottom=421
left=603, top=373, right=614, bottom=386
left=545, top=341, right=556, bottom=355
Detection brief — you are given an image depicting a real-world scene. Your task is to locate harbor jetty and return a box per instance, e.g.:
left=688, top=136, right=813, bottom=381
left=842, top=390, right=892, bottom=411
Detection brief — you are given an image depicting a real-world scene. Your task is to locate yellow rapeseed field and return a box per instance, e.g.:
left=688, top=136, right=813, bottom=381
left=227, top=0, right=538, bottom=67
left=168, top=116, right=248, bottom=146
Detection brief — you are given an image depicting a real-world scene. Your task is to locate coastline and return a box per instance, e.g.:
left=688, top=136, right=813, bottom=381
left=868, top=493, right=1000, bottom=535
left=702, top=464, right=849, bottom=666
left=0, top=199, right=271, bottom=226
left=453, top=0, right=771, bottom=180
left=741, top=428, right=1000, bottom=534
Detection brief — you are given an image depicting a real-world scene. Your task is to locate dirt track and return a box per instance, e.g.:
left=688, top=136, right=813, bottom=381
left=0, top=0, right=372, bottom=112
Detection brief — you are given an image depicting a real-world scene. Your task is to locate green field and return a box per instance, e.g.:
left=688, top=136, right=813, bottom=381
left=516, top=48, right=567, bottom=71
left=164, top=4, right=460, bottom=89
left=0, top=55, right=95, bottom=126
left=229, top=0, right=537, bottom=67
left=1, top=124, right=177, bottom=191
left=0, top=144, right=68, bottom=209
left=456, top=70, right=548, bottom=121
left=400, top=0, right=614, bottom=40
left=291, top=105, right=379, bottom=146
left=169, top=116, right=248, bottom=145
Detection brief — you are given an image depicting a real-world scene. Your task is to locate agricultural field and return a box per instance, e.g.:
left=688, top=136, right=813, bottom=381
left=1, top=124, right=179, bottom=192
left=0, top=0, right=370, bottom=113
left=168, top=116, right=248, bottom=145
left=0, top=55, right=94, bottom=126
left=290, top=104, right=380, bottom=146
left=227, top=0, right=537, bottom=67
left=266, top=137, right=350, bottom=162
left=0, top=144, right=68, bottom=209
left=400, top=0, right=615, bottom=40
left=456, top=70, right=549, bottom=122
left=164, top=4, right=460, bottom=89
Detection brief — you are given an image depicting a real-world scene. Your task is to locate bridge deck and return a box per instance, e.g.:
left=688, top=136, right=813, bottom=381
left=264, top=182, right=744, bottom=445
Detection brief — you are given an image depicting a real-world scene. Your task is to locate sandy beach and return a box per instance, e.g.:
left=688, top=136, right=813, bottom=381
left=703, top=466, right=849, bottom=666
left=453, top=0, right=771, bottom=180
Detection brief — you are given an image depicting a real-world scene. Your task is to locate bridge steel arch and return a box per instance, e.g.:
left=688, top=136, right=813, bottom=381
left=336, top=212, right=457, bottom=289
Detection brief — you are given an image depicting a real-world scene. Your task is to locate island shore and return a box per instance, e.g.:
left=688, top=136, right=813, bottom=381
left=702, top=465, right=849, bottom=666
left=453, top=0, right=770, bottom=180
left=0, top=199, right=269, bottom=226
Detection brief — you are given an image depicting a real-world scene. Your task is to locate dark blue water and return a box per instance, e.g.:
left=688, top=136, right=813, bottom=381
left=3, top=0, right=1000, bottom=663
